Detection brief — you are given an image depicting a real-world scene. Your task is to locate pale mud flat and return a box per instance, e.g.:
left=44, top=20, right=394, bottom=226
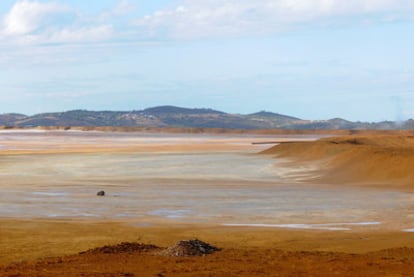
left=0, top=130, right=313, bottom=154
left=0, top=130, right=413, bottom=231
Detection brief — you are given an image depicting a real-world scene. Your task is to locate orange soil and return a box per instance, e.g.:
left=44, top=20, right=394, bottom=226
left=5, top=246, right=414, bottom=276
left=3, top=220, right=414, bottom=276
left=262, top=135, right=414, bottom=189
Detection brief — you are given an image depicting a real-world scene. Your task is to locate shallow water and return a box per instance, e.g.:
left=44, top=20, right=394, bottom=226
left=223, top=222, right=382, bottom=231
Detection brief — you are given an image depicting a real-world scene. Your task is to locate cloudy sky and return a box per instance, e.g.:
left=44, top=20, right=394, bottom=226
left=0, top=0, right=413, bottom=121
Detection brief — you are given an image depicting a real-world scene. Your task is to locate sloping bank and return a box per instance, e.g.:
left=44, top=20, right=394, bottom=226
left=261, top=135, right=414, bottom=189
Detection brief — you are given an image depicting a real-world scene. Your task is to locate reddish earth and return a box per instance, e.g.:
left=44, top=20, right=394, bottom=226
left=3, top=243, right=414, bottom=276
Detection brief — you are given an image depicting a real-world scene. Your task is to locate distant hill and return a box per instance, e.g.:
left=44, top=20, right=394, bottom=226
left=143, top=106, right=225, bottom=115
left=0, top=113, right=27, bottom=126
left=0, top=106, right=412, bottom=130
left=249, top=111, right=300, bottom=120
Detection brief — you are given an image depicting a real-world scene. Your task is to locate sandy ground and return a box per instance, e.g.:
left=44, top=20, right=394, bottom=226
left=2, top=130, right=414, bottom=276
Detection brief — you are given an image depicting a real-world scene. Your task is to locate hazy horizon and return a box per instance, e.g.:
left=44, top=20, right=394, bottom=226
left=1, top=1, right=413, bottom=122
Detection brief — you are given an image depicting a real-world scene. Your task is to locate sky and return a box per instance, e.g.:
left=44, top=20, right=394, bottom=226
left=0, top=1, right=414, bottom=121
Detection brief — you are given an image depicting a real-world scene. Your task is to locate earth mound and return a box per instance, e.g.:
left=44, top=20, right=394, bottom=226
left=160, top=239, right=221, bottom=257
left=79, top=240, right=220, bottom=257
left=80, top=242, right=160, bottom=254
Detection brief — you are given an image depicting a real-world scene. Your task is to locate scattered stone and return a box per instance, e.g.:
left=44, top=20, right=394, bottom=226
left=160, top=239, right=220, bottom=257
left=96, top=190, right=105, bottom=196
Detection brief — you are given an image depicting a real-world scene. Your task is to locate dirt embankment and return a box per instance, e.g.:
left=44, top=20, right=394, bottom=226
left=262, top=135, right=414, bottom=188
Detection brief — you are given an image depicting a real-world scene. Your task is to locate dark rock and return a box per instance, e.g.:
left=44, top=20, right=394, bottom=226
left=96, top=190, right=105, bottom=196
left=79, top=239, right=221, bottom=259
left=161, top=239, right=220, bottom=257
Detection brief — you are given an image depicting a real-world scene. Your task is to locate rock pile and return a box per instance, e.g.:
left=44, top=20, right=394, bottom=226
left=161, top=239, right=220, bottom=257
left=79, top=239, right=220, bottom=257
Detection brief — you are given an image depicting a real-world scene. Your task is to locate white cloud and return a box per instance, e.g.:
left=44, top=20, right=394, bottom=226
left=135, top=0, right=414, bottom=39
left=1, top=0, right=413, bottom=45
left=0, top=1, right=115, bottom=45
left=2, top=0, right=70, bottom=36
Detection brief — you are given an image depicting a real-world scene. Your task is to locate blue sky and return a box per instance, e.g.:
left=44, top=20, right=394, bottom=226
left=0, top=1, right=414, bottom=121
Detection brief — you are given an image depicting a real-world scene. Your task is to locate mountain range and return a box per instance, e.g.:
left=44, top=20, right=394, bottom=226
left=0, top=106, right=413, bottom=130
